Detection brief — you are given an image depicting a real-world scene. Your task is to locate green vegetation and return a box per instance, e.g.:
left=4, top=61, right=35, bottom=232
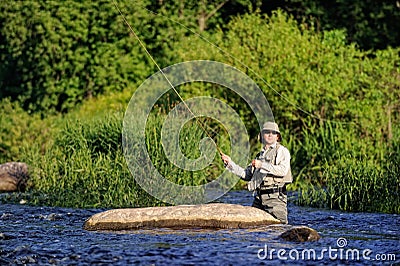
left=167, top=11, right=400, bottom=214
left=21, top=112, right=163, bottom=208
left=278, top=0, right=400, bottom=51
left=0, top=1, right=155, bottom=113
left=0, top=2, right=399, bottom=214
left=298, top=152, right=400, bottom=214
left=0, top=103, right=232, bottom=208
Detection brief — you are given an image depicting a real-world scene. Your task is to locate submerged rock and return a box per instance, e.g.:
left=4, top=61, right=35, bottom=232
left=280, top=226, right=320, bottom=242
left=84, top=203, right=281, bottom=230
left=0, top=232, right=15, bottom=240
left=0, top=162, right=29, bottom=192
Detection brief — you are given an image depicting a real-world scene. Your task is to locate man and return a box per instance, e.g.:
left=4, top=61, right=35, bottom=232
left=221, top=122, right=292, bottom=223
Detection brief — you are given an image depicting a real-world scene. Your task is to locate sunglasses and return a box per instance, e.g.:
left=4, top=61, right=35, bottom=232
left=263, top=130, right=278, bottom=135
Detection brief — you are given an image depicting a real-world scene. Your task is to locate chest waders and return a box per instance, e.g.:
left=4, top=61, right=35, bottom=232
left=248, top=143, right=292, bottom=224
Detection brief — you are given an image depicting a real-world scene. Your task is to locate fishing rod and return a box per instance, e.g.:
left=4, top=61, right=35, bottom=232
left=112, top=0, right=225, bottom=157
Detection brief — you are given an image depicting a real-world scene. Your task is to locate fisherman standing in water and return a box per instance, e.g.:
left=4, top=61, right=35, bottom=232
left=221, top=122, right=292, bottom=224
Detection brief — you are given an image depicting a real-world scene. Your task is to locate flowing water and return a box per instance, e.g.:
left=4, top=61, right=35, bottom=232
left=1, top=191, right=399, bottom=265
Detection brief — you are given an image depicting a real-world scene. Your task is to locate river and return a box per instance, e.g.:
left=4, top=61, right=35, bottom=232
left=1, top=190, right=399, bottom=265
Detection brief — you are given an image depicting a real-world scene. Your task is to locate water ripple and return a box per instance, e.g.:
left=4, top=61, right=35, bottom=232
left=0, top=191, right=398, bottom=265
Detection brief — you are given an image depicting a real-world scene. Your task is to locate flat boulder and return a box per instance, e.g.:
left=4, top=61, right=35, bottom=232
left=0, top=162, right=29, bottom=192
left=84, top=203, right=281, bottom=230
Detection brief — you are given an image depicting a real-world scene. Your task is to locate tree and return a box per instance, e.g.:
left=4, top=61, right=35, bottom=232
left=0, top=0, right=154, bottom=113
left=150, top=0, right=263, bottom=32
left=276, top=0, right=400, bottom=50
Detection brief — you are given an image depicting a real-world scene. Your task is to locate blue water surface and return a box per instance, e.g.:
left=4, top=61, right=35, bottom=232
left=1, top=190, right=399, bottom=265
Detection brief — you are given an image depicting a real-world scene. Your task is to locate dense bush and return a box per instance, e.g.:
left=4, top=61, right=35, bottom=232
left=0, top=98, right=58, bottom=162
left=0, top=0, right=154, bottom=113
left=172, top=11, right=399, bottom=136
left=279, top=0, right=400, bottom=50
left=0, top=0, right=259, bottom=114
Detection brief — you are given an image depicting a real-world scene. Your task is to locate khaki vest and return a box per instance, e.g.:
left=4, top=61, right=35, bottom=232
left=261, top=143, right=292, bottom=185
left=247, top=143, right=292, bottom=191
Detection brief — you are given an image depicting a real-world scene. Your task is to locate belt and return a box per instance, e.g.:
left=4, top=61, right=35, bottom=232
left=259, top=185, right=286, bottom=194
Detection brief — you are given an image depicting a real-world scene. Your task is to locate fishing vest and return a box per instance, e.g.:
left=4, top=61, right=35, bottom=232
left=247, top=143, right=292, bottom=191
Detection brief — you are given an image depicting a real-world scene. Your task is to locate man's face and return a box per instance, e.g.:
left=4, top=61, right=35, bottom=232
left=262, top=130, right=278, bottom=145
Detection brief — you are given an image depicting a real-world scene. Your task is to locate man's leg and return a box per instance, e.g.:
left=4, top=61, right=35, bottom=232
left=260, top=192, right=288, bottom=224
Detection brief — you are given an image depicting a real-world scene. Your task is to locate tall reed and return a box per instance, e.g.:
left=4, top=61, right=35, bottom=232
left=15, top=110, right=228, bottom=208
left=295, top=121, right=400, bottom=214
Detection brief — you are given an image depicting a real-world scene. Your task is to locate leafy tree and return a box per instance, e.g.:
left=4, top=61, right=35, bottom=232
left=276, top=0, right=400, bottom=50
left=149, top=0, right=263, bottom=32
left=0, top=0, right=154, bottom=113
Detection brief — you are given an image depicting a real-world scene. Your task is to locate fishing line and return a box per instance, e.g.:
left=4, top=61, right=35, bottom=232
left=129, top=2, right=354, bottom=126
left=112, top=0, right=225, bottom=155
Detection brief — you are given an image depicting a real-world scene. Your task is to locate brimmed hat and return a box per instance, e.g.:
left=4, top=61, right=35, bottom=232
left=262, top=122, right=280, bottom=134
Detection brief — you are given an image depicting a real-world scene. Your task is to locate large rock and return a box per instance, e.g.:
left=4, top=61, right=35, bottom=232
left=84, top=203, right=281, bottom=230
left=0, top=162, right=29, bottom=192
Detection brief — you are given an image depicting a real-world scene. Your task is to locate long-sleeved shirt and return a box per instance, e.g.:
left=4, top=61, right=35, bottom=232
left=226, top=142, right=291, bottom=183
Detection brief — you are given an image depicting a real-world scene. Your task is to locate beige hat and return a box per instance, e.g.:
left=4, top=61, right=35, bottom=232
left=262, top=122, right=280, bottom=134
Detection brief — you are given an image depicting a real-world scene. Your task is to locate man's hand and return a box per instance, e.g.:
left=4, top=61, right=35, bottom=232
left=252, top=159, right=262, bottom=169
left=220, top=153, right=231, bottom=166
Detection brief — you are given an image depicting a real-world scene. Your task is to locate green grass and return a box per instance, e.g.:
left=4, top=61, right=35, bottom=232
left=3, top=105, right=231, bottom=208
left=295, top=126, right=400, bottom=214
